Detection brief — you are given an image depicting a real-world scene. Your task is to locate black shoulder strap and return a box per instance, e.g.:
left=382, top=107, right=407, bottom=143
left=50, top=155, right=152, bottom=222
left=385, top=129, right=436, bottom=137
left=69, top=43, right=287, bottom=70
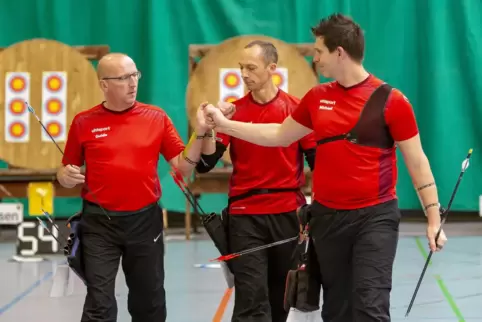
left=316, top=83, right=393, bottom=148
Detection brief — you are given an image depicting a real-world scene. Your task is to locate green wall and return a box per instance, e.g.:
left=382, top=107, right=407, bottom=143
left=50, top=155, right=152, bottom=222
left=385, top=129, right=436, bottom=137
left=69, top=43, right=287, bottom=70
left=0, top=0, right=480, bottom=217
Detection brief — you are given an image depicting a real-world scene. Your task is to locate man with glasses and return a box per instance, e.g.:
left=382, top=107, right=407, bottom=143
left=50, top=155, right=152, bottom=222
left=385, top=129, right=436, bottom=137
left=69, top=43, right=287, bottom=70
left=57, top=53, right=219, bottom=322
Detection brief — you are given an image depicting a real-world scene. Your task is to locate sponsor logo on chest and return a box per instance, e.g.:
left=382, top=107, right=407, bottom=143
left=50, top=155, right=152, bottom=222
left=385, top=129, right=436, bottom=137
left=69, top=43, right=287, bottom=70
left=91, top=126, right=111, bottom=139
left=319, top=99, right=336, bottom=110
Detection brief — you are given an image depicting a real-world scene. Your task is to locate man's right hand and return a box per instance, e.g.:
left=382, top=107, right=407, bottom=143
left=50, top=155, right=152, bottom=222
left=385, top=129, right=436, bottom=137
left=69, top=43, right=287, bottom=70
left=217, top=101, right=236, bottom=119
left=57, top=165, right=85, bottom=188
left=204, top=105, right=229, bottom=128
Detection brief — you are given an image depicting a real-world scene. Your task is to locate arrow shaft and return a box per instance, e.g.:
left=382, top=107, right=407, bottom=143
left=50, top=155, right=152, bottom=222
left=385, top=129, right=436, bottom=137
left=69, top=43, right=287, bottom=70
left=405, top=149, right=473, bottom=317
left=213, top=236, right=298, bottom=262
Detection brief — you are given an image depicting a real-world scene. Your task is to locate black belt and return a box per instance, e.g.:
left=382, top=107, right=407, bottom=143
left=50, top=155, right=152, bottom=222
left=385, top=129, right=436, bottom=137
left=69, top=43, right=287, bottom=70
left=228, top=188, right=301, bottom=205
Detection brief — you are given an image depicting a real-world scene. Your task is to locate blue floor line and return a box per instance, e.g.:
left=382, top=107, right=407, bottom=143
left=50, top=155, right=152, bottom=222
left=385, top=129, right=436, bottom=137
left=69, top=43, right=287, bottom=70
left=0, top=271, right=53, bottom=316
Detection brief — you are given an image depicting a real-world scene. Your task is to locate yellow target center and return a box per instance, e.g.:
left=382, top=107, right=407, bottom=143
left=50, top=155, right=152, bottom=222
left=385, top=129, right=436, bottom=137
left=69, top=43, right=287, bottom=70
left=226, top=74, right=238, bottom=87
left=12, top=78, right=25, bottom=91
left=11, top=101, right=24, bottom=113
left=47, top=100, right=61, bottom=113
left=272, top=74, right=282, bottom=86
left=11, top=123, right=24, bottom=136
left=47, top=123, right=60, bottom=136
left=48, top=77, right=61, bottom=91
left=225, top=96, right=237, bottom=103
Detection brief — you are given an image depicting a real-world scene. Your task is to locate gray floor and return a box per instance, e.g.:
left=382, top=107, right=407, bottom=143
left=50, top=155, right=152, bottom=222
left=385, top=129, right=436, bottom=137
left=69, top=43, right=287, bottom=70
left=0, top=222, right=481, bottom=322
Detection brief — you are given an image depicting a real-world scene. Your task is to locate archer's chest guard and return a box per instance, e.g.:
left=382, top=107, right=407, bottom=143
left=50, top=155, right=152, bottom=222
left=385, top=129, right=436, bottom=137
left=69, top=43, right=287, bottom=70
left=316, top=83, right=394, bottom=149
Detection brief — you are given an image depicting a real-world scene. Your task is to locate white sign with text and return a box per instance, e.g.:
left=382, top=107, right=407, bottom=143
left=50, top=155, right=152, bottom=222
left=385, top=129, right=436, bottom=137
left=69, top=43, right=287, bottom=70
left=0, top=203, right=23, bottom=225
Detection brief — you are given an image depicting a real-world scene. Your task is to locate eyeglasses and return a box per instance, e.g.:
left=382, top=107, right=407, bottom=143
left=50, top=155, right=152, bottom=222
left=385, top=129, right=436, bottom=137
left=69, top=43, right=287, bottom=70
left=102, top=71, right=142, bottom=81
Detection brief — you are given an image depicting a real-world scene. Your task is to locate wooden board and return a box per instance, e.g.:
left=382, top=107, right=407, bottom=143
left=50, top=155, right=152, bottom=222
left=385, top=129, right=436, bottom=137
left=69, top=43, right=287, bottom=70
left=0, top=169, right=82, bottom=197
left=0, top=44, right=109, bottom=60
left=0, top=39, right=106, bottom=169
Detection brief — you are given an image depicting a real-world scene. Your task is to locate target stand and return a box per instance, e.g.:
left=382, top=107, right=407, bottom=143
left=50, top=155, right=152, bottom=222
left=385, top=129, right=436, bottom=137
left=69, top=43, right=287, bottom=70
left=183, top=36, right=319, bottom=240
left=0, top=40, right=109, bottom=262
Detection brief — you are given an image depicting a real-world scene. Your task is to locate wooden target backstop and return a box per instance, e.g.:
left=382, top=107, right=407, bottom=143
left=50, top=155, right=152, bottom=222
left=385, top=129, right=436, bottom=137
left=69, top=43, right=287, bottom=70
left=0, top=39, right=109, bottom=200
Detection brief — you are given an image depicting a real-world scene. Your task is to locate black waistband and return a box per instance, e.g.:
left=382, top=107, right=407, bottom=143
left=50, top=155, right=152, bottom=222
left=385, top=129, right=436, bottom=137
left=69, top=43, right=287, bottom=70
left=310, top=198, right=397, bottom=215
left=82, top=200, right=157, bottom=217
left=228, top=188, right=301, bottom=205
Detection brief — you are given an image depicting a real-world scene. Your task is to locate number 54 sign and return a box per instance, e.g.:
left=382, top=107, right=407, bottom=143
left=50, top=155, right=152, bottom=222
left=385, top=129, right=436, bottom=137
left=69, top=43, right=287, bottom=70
left=16, top=220, right=68, bottom=257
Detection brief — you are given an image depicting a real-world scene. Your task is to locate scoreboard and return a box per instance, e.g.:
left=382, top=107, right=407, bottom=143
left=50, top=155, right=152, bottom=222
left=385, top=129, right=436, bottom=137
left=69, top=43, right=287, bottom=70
left=16, top=218, right=70, bottom=257
left=0, top=200, right=69, bottom=258
left=0, top=182, right=72, bottom=259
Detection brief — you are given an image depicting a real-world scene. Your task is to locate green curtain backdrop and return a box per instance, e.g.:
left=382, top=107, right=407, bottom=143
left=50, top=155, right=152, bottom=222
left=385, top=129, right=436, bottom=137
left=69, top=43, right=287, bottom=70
left=0, top=0, right=480, bottom=217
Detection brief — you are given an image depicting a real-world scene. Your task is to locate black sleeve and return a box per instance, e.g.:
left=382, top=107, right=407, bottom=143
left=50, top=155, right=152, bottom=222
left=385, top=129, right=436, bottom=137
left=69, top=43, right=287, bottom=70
left=303, top=148, right=316, bottom=172
left=195, top=142, right=228, bottom=173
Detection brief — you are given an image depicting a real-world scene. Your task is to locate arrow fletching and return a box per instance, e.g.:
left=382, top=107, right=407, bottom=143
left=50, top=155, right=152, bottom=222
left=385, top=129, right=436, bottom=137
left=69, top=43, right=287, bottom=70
left=25, top=101, right=35, bottom=114
left=461, top=148, right=472, bottom=171
left=210, top=253, right=239, bottom=262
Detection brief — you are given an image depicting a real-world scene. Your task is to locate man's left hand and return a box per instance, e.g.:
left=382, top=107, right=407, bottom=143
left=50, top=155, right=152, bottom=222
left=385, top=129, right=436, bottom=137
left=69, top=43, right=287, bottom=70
left=426, top=224, right=447, bottom=252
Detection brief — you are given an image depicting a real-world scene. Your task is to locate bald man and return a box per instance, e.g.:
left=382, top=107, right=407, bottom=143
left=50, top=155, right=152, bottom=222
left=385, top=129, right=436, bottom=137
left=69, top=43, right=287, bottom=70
left=57, top=53, right=217, bottom=322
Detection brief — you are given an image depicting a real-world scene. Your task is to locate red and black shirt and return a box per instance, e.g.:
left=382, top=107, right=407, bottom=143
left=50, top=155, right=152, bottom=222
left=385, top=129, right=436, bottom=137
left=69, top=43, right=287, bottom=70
left=291, top=74, right=419, bottom=209
left=62, top=102, right=185, bottom=211
left=213, top=90, right=317, bottom=215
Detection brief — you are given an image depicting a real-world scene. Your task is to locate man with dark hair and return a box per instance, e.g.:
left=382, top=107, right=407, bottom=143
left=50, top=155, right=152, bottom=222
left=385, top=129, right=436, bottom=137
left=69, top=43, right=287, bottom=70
left=204, top=14, right=447, bottom=322
left=196, top=41, right=316, bottom=322
left=310, top=13, right=365, bottom=63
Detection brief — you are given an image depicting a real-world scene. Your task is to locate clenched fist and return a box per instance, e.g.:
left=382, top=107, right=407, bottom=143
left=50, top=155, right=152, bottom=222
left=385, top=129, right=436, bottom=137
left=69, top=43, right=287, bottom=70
left=426, top=224, right=447, bottom=252
left=195, top=102, right=215, bottom=134
left=204, top=104, right=229, bottom=128
left=217, top=101, right=236, bottom=119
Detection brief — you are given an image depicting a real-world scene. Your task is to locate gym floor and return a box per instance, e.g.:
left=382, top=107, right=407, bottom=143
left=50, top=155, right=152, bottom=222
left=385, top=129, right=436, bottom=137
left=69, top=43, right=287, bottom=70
left=0, top=222, right=481, bottom=322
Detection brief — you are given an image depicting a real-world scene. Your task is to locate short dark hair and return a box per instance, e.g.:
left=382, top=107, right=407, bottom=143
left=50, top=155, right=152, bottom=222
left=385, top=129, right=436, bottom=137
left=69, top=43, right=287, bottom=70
left=311, top=13, right=365, bottom=62
left=244, top=40, right=279, bottom=65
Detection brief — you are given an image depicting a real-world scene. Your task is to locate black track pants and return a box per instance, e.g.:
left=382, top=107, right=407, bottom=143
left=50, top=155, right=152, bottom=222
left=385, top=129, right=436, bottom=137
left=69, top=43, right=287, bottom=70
left=228, top=211, right=299, bottom=322
left=310, top=199, right=401, bottom=322
left=80, top=202, right=166, bottom=322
